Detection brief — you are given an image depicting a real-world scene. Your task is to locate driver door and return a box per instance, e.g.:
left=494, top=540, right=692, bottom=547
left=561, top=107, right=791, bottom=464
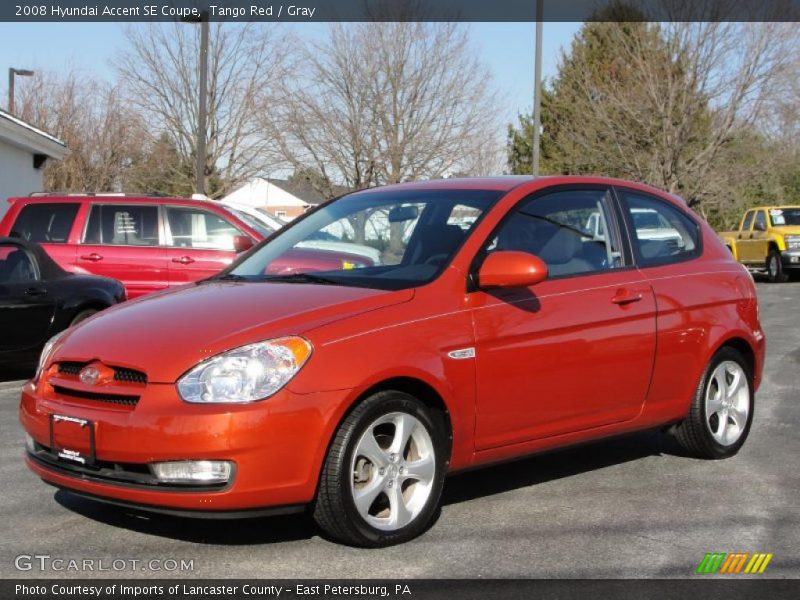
left=469, top=187, right=657, bottom=450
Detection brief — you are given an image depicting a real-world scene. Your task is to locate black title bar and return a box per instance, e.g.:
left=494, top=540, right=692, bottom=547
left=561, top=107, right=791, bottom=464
left=3, top=0, right=799, bottom=22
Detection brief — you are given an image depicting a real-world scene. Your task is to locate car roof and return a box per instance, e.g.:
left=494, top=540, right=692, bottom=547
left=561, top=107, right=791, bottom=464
left=350, top=175, right=683, bottom=200
left=749, top=205, right=800, bottom=210
left=10, top=194, right=211, bottom=206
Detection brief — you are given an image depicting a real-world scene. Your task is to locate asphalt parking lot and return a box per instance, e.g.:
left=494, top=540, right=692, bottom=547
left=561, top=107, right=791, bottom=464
left=0, top=281, right=798, bottom=579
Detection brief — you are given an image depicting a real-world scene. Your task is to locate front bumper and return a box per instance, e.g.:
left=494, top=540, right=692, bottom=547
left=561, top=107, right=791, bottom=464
left=780, top=249, right=800, bottom=269
left=19, top=379, right=351, bottom=513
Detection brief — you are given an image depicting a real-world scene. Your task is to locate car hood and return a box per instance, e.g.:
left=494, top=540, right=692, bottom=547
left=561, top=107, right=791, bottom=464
left=772, top=226, right=800, bottom=236
left=52, top=281, right=413, bottom=383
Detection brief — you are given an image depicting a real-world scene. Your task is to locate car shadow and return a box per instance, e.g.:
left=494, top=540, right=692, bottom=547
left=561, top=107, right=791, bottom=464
left=441, top=429, right=688, bottom=507
left=53, top=491, right=318, bottom=545
left=53, top=428, right=688, bottom=546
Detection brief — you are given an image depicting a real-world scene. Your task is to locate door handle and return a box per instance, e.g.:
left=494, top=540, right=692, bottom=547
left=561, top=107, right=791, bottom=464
left=24, top=287, right=48, bottom=297
left=611, top=289, right=644, bottom=305
left=172, top=256, right=195, bottom=265
left=80, top=253, right=103, bottom=262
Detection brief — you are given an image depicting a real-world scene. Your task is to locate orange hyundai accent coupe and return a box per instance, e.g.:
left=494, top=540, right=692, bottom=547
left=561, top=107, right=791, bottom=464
left=20, top=176, right=764, bottom=546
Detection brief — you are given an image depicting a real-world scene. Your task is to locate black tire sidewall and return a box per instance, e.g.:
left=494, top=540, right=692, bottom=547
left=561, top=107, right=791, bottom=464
left=767, top=250, right=784, bottom=283
left=337, top=392, right=446, bottom=546
left=698, top=348, right=754, bottom=458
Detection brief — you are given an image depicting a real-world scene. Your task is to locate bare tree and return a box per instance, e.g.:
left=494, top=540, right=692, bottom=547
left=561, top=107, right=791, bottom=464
left=264, top=22, right=501, bottom=198
left=116, top=22, right=293, bottom=197
left=538, top=20, right=796, bottom=222
left=15, top=71, right=144, bottom=192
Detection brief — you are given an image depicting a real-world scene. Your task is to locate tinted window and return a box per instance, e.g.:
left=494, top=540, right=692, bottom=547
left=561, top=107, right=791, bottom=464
left=166, top=207, right=243, bottom=250
left=742, top=211, right=755, bottom=231
left=754, top=211, right=767, bottom=232
left=618, top=191, right=700, bottom=266
left=83, top=205, right=160, bottom=246
left=0, top=244, right=36, bottom=283
left=485, top=189, right=623, bottom=278
left=10, top=203, right=79, bottom=243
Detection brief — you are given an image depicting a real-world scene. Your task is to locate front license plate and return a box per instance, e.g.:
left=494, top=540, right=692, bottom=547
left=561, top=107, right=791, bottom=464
left=49, top=414, right=95, bottom=465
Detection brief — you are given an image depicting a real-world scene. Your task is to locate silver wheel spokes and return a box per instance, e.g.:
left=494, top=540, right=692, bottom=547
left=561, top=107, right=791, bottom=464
left=705, top=361, right=750, bottom=446
left=351, top=412, right=435, bottom=531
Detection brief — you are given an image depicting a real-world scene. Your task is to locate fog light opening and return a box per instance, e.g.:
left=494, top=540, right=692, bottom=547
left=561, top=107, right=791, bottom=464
left=150, top=460, right=233, bottom=484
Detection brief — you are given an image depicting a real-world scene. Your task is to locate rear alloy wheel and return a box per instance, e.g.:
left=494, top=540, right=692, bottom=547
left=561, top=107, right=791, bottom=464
left=313, top=391, right=446, bottom=547
left=766, top=249, right=787, bottom=283
left=673, top=347, right=754, bottom=459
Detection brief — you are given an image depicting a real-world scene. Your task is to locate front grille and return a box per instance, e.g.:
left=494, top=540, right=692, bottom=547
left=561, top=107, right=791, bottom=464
left=113, top=367, right=147, bottom=384
left=57, top=362, right=147, bottom=385
left=52, top=385, right=139, bottom=407
left=58, top=362, right=82, bottom=376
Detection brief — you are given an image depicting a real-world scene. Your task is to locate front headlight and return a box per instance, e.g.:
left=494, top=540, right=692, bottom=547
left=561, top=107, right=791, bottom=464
left=785, top=235, right=800, bottom=249
left=34, top=330, right=66, bottom=383
left=177, top=336, right=312, bottom=404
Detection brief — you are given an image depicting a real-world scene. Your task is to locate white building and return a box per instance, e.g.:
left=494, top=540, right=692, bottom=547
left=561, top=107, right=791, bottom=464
left=222, top=177, right=342, bottom=220
left=0, top=109, right=68, bottom=220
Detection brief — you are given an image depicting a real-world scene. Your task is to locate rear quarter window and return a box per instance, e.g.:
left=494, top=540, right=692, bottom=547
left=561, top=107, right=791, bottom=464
left=617, top=190, right=701, bottom=267
left=10, top=203, right=79, bottom=243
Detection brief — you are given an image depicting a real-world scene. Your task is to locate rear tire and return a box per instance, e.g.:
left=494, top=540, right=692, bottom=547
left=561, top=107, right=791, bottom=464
left=313, top=391, right=446, bottom=547
left=673, top=347, right=754, bottom=459
left=70, top=309, right=98, bottom=327
left=766, top=249, right=787, bottom=283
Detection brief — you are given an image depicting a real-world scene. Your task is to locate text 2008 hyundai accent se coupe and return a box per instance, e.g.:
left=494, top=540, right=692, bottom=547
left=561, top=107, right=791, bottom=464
left=20, top=176, right=764, bottom=547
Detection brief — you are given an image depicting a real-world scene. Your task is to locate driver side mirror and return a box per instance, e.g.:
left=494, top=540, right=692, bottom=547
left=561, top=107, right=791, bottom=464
left=478, top=251, right=548, bottom=289
left=233, top=235, right=255, bottom=253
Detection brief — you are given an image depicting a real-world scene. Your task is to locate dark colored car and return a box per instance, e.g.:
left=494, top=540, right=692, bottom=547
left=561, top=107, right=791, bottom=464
left=0, top=237, right=125, bottom=371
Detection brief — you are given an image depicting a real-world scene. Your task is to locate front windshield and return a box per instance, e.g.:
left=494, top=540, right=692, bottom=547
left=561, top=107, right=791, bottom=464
left=769, top=208, right=800, bottom=226
left=227, top=188, right=503, bottom=290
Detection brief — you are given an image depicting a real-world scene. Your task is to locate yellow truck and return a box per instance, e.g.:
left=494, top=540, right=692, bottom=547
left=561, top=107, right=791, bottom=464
left=719, top=206, right=800, bottom=282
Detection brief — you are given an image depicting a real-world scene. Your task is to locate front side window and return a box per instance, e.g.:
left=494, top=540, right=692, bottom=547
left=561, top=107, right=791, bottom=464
left=618, top=191, right=700, bottom=266
left=229, top=189, right=502, bottom=290
left=0, top=244, right=37, bottom=283
left=754, top=211, right=767, bottom=232
left=484, top=188, right=623, bottom=278
left=166, top=207, right=243, bottom=250
left=84, top=205, right=160, bottom=246
left=10, top=203, right=79, bottom=244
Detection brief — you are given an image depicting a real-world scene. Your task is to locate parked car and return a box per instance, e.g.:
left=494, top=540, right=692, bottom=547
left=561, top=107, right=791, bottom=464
left=0, top=237, right=124, bottom=371
left=0, top=194, right=374, bottom=298
left=217, top=198, right=383, bottom=265
left=718, top=205, right=800, bottom=282
left=21, top=177, right=763, bottom=547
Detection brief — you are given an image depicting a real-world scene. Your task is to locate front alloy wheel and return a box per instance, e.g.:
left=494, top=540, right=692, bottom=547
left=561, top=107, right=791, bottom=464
left=314, top=391, right=446, bottom=547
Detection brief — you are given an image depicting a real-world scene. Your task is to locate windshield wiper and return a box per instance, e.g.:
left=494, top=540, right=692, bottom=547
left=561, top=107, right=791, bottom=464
left=214, top=273, right=249, bottom=282
left=261, top=273, right=342, bottom=285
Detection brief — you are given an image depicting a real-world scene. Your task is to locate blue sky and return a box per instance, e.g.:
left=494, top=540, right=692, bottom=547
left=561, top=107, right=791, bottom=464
left=0, top=21, right=580, bottom=126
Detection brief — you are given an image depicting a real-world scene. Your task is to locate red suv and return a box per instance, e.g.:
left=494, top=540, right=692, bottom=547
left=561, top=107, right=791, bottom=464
left=0, top=195, right=375, bottom=298
left=20, top=177, right=764, bottom=547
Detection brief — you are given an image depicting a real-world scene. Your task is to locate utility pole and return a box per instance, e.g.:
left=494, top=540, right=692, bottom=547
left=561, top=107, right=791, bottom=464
left=8, top=68, right=34, bottom=114
left=532, top=0, right=544, bottom=176
left=196, top=12, right=209, bottom=195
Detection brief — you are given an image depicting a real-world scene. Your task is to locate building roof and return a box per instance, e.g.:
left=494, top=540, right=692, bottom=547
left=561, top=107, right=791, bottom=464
left=0, top=109, right=68, bottom=160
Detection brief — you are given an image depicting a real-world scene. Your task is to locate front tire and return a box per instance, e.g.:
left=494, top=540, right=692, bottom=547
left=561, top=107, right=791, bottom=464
left=313, top=391, right=447, bottom=547
left=766, top=249, right=787, bottom=283
left=673, top=347, right=754, bottom=459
